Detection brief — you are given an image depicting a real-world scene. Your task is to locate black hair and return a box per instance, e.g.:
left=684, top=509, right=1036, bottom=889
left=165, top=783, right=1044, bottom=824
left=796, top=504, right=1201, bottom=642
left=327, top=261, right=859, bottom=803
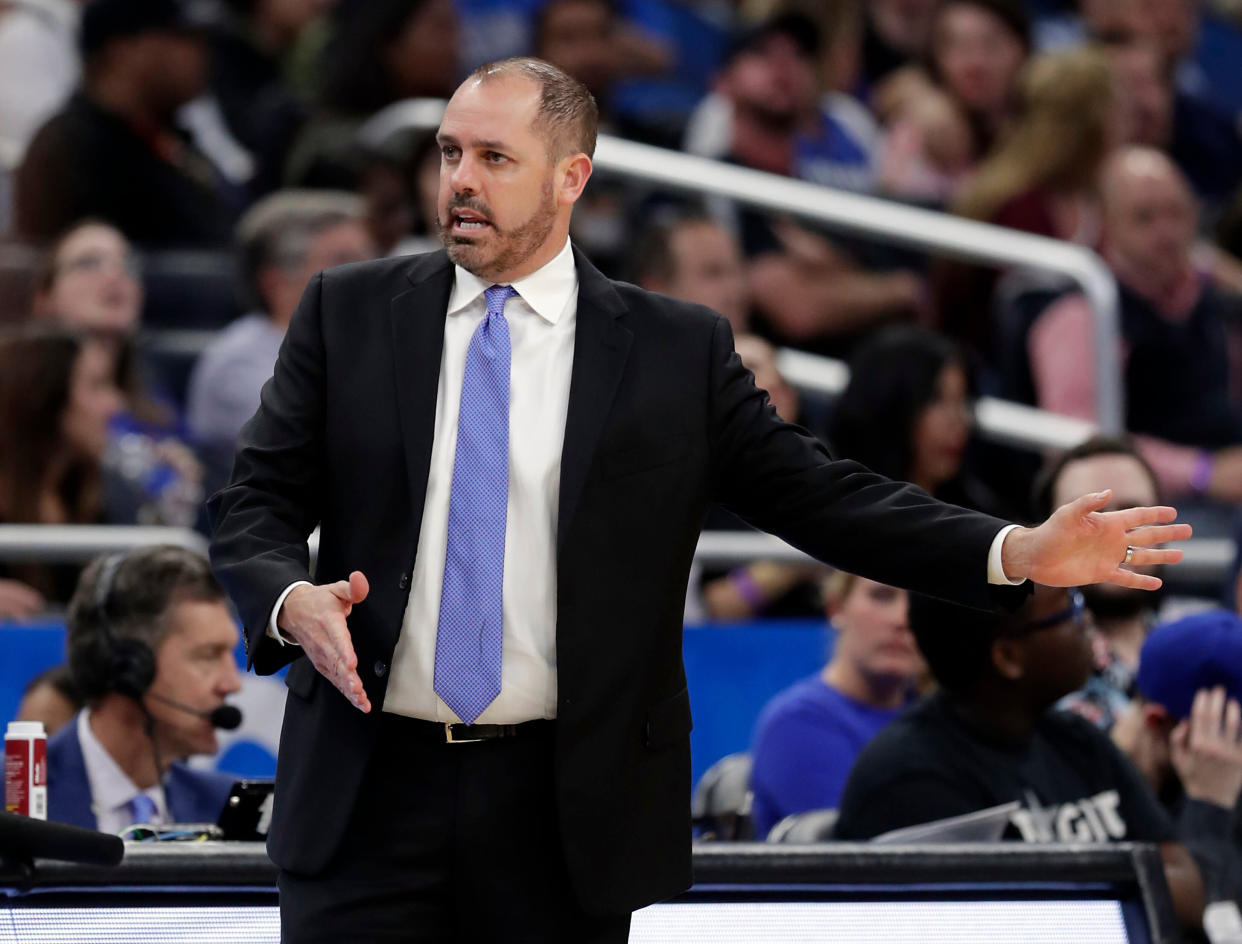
left=932, top=0, right=1031, bottom=53
left=66, top=546, right=225, bottom=703
left=830, top=325, right=970, bottom=483
left=724, top=11, right=821, bottom=66
left=908, top=588, right=1030, bottom=695
left=533, top=0, right=619, bottom=53
left=1031, top=435, right=1162, bottom=520
left=319, top=0, right=439, bottom=114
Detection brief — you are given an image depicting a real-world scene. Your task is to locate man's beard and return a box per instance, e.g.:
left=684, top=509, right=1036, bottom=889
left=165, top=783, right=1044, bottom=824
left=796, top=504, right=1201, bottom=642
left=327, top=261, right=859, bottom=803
left=439, top=177, right=558, bottom=280
left=1083, top=578, right=1162, bottom=622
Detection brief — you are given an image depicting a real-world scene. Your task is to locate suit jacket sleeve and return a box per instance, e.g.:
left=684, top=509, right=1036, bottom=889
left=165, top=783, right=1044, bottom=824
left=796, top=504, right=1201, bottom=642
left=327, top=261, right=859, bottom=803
left=207, top=272, right=328, bottom=672
left=706, top=316, right=1009, bottom=609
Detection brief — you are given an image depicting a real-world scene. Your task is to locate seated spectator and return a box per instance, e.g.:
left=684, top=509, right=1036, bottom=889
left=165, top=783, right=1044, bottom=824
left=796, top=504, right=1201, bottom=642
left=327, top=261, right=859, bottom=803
left=857, top=0, right=938, bottom=99
left=14, top=664, right=83, bottom=736
left=1027, top=147, right=1242, bottom=504
left=942, top=46, right=1114, bottom=362
left=687, top=13, right=879, bottom=194
left=534, top=0, right=660, bottom=273
left=1032, top=437, right=1167, bottom=730
left=49, top=546, right=241, bottom=832
left=284, top=0, right=459, bottom=188
left=835, top=586, right=1227, bottom=933
left=208, top=0, right=337, bottom=199
left=605, top=0, right=734, bottom=149
left=830, top=325, right=1009, bottom=517
left=697, top=334, right=829, bottom=622
left=186, top=190, right=374, bottom=465
left=1114, top=611, right=1242, bottom=901
left=0, top=330, right=124, bottom=606
left=877, top=0, right=1030, bottom=203
left=15, top=0, right=235, bottom=248
left=30, top=220, right=205, bottom=528
left=688, top=14, right=921, bottom=356
left=632, top=210, right=750, bottom=334
left=873, top=70, right=975, bottom=205
left=1094, top=26, right=1242, bottom=222
left=0, top=0, right=81, bottom=171
left=749, top=573, right=921, bottom=838
left=533, top=0, right=670, bottom=131
left=31, top=219, right=142, bottom=348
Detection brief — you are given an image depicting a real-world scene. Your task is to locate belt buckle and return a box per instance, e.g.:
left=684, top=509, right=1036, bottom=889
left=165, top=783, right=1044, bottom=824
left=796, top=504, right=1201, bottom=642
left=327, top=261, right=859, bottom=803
left=445, top=722, right=483, bottom=744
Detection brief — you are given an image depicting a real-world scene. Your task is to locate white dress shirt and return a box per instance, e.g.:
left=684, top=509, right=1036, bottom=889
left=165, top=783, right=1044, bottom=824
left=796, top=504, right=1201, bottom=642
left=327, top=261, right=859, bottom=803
left=77, top=710, right=168, bottom=835
left=269, top=238, right=1021, bottom=723
left=270, top=238, right=579, bottom=724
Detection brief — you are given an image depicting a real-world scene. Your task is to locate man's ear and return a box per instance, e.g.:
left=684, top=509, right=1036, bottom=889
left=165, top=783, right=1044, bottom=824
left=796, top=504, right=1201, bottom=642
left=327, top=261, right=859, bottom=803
left=557, top=153, right=593, bottom=207
left=991, top=637, right=1025, bottom=681
left=257, top=266, right=287, bottom=312
left=1141, top=702, right=1172, bottom=732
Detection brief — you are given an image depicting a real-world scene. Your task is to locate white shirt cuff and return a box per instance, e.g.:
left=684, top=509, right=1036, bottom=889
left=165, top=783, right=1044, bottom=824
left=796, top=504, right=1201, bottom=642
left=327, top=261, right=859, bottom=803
left=987, top=525, right=1026, bottom=586
left=267, top=581, right=312, bottom=645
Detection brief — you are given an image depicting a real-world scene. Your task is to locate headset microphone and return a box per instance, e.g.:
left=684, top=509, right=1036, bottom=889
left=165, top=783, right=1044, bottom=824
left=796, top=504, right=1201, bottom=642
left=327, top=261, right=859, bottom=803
left=146, top=692, right=243, bottom=731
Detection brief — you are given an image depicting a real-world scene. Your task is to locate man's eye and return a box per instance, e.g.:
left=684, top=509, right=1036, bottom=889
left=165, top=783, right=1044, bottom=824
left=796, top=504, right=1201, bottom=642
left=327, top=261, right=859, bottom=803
left=486, top=152, right=507, bottom=163
left=441, top=145, right=459, bottom=159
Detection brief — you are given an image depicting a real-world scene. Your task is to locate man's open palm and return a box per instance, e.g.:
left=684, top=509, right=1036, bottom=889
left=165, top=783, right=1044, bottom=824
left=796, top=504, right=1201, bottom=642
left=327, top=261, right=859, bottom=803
left=1003, top=491, right=1191, bottom=589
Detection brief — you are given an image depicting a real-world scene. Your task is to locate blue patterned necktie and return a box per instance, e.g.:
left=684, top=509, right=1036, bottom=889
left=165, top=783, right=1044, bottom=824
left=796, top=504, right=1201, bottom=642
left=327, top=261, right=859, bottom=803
left=126, top=792, right=157, bottom=826
left=434, top=284, right=516, bottom=723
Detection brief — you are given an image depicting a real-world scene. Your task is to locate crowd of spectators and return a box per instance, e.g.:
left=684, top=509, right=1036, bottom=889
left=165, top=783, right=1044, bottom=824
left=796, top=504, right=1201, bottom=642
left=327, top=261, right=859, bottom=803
left=4, top=0, right=1242, bottom=929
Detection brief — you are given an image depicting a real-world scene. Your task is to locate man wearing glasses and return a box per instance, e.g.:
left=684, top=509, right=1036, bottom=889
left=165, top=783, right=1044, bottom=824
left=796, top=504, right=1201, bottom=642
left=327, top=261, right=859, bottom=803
left=835, top=586, right=1238, bottom=934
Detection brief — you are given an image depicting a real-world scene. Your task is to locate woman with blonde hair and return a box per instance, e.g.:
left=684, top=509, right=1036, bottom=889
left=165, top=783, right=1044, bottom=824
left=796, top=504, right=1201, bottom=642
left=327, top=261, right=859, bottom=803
left=937, top=47, right=1117, bottom=360
left=748, top=571, right=925, bottom=838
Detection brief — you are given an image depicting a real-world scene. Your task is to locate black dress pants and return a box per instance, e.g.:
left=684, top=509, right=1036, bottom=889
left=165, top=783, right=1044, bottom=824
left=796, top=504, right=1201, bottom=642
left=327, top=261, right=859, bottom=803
left=278, top=713, right=632, bottom=943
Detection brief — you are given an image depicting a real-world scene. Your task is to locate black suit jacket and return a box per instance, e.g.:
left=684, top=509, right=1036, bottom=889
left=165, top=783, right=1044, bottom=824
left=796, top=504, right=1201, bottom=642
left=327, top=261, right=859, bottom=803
left=208, top=247, right=1008, bottom=914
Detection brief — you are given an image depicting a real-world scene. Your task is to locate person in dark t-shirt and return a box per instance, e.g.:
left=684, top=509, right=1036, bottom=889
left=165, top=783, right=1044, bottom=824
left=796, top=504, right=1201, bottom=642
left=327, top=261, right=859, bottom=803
left=835, top=585, right=1218, bottom=934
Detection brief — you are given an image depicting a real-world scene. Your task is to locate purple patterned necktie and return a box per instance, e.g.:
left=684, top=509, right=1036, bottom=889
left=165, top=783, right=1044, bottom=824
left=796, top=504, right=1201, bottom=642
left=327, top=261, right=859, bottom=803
left=434, top=284, right=516, bottom=723
left=126, top=792, right=157, bottom=826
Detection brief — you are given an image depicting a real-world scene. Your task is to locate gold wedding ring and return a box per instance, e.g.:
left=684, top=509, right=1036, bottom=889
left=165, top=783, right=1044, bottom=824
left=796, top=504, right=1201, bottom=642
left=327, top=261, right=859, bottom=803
left=1123, top=546, right=1135, bottom=566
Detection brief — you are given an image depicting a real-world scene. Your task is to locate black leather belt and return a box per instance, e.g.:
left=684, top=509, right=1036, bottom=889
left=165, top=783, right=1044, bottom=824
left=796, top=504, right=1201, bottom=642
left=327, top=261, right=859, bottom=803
left=388, top=715, right=554, bottom=744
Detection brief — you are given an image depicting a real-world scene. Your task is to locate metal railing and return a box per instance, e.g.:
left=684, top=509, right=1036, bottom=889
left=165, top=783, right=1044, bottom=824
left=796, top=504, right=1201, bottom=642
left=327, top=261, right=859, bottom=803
left=775, top=347, right=1096, bottom=452
left=0, top=520, right=1227, bottom=591
left=358, top=99, right=1124, bottom=434
left=0, top=525, right=207, bottom=563
left=694, top=531, right=1230, bottom=588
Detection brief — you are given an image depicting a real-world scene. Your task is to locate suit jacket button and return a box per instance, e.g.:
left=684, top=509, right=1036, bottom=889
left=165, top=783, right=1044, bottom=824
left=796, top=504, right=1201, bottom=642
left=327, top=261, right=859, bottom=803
left=398, top=573, right=410, bottom=590
left=373, top=661, right=387, bottom=678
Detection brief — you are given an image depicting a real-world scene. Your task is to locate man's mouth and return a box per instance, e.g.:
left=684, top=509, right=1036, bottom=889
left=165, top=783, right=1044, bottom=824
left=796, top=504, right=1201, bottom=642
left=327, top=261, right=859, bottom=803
left=451, top=209, right=492, bottom=233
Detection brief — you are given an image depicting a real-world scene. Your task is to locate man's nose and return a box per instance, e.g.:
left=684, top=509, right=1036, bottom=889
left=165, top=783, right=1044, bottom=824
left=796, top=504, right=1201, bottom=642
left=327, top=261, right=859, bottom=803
left=450, top=155, right=479, bottom=194
left=220, top=658, right=243, bottom=695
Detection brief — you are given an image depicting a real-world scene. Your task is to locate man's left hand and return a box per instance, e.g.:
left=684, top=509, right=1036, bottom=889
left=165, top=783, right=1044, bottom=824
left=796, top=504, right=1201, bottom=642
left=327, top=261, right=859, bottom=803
left=1001, top=490, right=1191, bottom=589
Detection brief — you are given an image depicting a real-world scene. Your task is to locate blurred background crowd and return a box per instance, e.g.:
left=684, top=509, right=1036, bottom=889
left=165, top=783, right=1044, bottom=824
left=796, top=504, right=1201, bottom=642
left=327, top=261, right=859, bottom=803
left=3, top=0, right=1242, bottom=917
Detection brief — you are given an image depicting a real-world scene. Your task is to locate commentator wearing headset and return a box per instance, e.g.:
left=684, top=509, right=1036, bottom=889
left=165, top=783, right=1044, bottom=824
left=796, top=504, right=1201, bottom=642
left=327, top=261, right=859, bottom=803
left=46, top=545, right=242, bottom=834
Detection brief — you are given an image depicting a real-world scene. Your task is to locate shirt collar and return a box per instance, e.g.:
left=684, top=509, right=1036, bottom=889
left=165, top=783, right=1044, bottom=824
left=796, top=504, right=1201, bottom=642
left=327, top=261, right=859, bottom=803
left=446, top=237, right=576, bottom=325
left=77, top=709, right=165, bottom=825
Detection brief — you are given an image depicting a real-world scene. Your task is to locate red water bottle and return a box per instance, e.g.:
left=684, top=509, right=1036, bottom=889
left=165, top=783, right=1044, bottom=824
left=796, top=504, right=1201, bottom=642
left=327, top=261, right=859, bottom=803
left=5, top=720, right=47, bottom=819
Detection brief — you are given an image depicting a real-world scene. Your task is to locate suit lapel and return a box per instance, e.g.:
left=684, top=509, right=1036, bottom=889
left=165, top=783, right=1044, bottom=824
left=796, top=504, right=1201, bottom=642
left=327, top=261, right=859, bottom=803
left=47, top=718, right=98, bottom=831
left=391, top=253, right=452, bottom=533
left=557, top=248, right=632, bottom=552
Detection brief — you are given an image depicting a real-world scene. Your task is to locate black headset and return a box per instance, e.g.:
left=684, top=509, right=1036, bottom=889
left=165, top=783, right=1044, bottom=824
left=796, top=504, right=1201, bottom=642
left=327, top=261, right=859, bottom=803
left=78, top=551, right=157, bottom=703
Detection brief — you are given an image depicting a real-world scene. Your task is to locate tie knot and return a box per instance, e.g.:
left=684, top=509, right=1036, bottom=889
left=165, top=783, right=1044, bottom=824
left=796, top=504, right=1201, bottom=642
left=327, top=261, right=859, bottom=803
left=127, top=792, right=157, bottom=826
left=484, top=284, right=517, bottom=316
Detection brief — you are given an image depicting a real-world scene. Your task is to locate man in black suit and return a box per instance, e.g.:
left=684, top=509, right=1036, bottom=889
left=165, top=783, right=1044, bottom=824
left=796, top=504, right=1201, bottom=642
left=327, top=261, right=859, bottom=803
left=208, top=57, right=1190, bottom=943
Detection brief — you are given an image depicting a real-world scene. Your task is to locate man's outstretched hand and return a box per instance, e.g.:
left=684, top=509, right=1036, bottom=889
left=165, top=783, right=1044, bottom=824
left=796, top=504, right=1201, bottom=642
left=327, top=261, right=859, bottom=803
left=278, top=571, right=372, bottom=712
left=1001, top=490, right=1191, bottom=590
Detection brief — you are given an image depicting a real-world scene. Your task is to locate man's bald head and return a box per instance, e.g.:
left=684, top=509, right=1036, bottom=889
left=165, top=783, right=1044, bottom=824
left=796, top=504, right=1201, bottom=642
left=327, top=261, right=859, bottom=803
left=1100, top=147, right=1197, bottom=291
left=1100, top=146, right=1191, bottom=211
